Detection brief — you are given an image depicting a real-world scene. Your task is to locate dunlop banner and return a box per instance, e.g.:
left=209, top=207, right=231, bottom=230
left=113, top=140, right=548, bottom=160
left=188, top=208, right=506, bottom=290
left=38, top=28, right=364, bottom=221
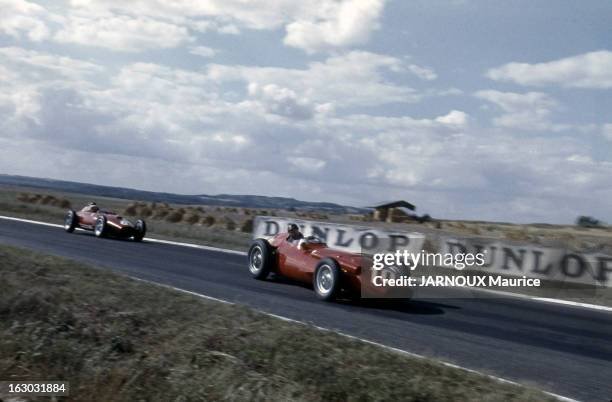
left=440, top=237, right=612, bottom=287
left=253, top=216, right=612, bottom=287
left=253, top=216, right=426, bottom=253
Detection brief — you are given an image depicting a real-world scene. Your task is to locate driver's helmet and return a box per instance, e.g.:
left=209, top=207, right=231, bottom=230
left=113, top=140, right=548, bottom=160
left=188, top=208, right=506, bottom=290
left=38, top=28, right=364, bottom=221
left=87, top=202, right=99, bottom=212
left=288, top=223, right=299, bottom=233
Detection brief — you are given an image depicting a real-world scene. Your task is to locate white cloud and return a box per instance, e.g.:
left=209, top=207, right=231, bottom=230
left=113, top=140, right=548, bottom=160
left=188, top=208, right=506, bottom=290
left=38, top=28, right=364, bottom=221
left=289, top=156, right=327, bottom=171
left=603, top=124, right=612, bottom=141
left=435, top=110, right=468, bottom=126
left=0, top=0, right=50, bottom=41
left=189, top=46, right=218, bottom=58
left=39, top=0, right=386, bottom=53
left=475, top=90, right=567, bottom=131
left=208, top=51, right=419, bottom=109
left=247, top=83, right=315, bottom=120
left=54, top=15, right=193, bottom=51
left=406, top=63, right=437, bottom=81
left=487, top=50, right=612, bottom=89
left=284, top=0, right=385, bottom=53
left=0, top=46, right=104, bottom=78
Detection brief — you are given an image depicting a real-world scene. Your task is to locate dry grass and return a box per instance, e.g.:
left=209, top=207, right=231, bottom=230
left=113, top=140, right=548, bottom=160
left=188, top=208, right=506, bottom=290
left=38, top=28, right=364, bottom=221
left=0, top=245, right=555, bottom=402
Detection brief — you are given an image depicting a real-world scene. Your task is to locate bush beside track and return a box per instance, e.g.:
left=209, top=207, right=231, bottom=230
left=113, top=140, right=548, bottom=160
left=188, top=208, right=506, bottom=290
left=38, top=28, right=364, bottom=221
left=0, top=245, right=556, bottom=402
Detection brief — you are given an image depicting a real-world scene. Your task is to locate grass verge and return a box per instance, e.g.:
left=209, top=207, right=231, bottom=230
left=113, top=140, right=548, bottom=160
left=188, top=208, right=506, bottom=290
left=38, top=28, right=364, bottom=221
left=0, top=245, right=555, bottom=402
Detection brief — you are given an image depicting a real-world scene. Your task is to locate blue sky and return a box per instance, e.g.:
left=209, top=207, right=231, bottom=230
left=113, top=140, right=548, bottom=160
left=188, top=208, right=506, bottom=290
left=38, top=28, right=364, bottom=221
left=0, top=0, right=610, bottom=223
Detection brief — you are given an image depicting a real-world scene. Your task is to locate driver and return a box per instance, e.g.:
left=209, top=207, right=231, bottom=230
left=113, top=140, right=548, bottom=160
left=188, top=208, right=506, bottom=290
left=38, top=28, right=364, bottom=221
left=82, top=202, right=99, bottom=213
left=286, top=223, right=304, bottom=244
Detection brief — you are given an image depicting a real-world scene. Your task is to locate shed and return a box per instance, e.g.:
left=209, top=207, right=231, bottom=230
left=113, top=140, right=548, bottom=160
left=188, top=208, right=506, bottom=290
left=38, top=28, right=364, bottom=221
left=368, top=200, right=416, bottom=222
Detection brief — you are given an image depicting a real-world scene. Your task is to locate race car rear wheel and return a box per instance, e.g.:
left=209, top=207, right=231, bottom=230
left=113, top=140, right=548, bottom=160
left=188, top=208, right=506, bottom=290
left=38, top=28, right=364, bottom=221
left=94, top=216, right=107, bottom=238
left=133, top=219, right=146, bottom=242
left=314, top=258, right=341, bottom=301
left=64, top=210, right=77, bottom=233
left=248, top=239, right=273, bottom=280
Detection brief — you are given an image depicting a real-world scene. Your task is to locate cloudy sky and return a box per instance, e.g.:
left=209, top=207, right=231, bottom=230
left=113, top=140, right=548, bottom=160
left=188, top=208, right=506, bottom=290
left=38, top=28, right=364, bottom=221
left=0, top=0, right=610, bottom=223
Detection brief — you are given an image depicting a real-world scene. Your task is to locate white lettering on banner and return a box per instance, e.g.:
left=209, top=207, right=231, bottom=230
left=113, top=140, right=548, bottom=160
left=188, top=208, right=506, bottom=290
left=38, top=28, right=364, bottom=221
left=252, top=216, right=425, bottom=253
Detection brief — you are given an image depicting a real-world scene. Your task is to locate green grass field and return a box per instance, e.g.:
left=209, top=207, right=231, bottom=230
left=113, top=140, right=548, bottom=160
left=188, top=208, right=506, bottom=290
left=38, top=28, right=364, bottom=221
left=0, top=245, right=556, bottom=402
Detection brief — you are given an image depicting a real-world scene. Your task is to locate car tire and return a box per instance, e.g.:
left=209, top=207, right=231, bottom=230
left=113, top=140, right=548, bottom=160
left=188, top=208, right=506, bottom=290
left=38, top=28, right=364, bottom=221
left=314, top=258, right=341, bottom=301
left=64, top=210, right=77, bottom=233
left=248, top=239, right=274, bottom=280
left=133, top=219, right=146, bottom=242
left=94, top=216, right=107, bottom=238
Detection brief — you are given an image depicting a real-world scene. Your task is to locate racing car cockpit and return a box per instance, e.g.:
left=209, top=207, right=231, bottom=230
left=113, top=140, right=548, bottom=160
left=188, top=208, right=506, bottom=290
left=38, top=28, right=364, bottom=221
left=82, top=202, right=99, bottom=213
left=297, top=235, right=327, bottom=250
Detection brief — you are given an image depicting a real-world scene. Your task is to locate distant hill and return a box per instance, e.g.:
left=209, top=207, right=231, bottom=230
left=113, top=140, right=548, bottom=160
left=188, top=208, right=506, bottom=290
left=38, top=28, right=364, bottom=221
left=0, top=174, right=364, bottom=213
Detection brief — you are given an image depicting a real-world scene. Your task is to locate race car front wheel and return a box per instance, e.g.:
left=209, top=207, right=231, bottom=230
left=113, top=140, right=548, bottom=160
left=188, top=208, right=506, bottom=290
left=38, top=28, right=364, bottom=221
left=64, top=210, right=77, bottom=233
left=94, top=216, right=107, bottom=238
left=133, top=219, right=146, bottom=242
left=314, top=258, right=341, bottom=301
left=248, top=239, right=273, bottom=280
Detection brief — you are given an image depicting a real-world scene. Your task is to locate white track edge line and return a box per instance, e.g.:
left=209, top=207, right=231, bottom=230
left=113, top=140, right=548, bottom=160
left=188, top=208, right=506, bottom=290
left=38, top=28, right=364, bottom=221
left=0, top=215, right=610, bottom=313
left=129, top=276, right=579, bottom=402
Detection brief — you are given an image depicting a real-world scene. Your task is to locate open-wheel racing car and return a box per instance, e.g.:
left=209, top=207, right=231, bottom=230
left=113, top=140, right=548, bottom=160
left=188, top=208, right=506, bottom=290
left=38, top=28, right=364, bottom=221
left=64, top=202, right=147, bottom=241
left=248, top=231, right=408, bottom=302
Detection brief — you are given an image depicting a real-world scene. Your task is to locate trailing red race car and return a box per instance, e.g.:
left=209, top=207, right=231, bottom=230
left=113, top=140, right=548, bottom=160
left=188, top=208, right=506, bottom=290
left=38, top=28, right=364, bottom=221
left=248, top=228, right=409, bottom=301
left=64, top=202, right=147, bottom=241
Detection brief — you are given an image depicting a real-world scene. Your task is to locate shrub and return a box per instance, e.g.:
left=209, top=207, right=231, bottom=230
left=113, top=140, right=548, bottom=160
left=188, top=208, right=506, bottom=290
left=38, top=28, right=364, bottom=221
left=417, top=214, right=432, bottom=224
left=576, top=216, right=604, bottom=228
left=201, top=216, right=215, bottom=226
left=165, top=211, right=184, bottom=223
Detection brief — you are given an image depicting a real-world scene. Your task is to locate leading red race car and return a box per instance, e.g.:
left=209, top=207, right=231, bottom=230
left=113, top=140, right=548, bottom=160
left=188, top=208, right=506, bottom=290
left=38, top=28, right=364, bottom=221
left=64, top=202, right=147, bottom=241
left=248, top=231, right=408, bottom=301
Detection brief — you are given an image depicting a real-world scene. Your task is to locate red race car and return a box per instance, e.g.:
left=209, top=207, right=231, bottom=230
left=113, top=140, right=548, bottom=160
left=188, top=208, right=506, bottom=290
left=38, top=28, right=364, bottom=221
left=248, top=231, right=408, bottom=301
left=64, top=202, right=147, bottom=242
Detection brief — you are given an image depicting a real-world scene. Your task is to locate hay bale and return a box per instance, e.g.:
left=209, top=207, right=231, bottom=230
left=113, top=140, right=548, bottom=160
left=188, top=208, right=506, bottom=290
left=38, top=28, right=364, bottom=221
left=165, top=211, right=184, bottom=223
left=153, top=208, right=170, bottom=219
left=16, top=193, right=29, bottom=202
left=124, top=205, right=138, bottom=216
left=140, top=207, right=153, bottom=217
left=40, top=195, right=55, bottom=205
left=184, top=213, right=200, bottom=225
left=201, top=216, right=215, bottom=226
left=58, top=199, right=71, bottom=209
left=240, top=218, right=253, bottom=233
left=221, top=217, right=236, bottom=231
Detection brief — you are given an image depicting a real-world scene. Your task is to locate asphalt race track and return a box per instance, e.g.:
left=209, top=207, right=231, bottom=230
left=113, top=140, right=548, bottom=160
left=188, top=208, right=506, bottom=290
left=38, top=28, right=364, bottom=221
left=1, top=218, right=610, bottom=401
